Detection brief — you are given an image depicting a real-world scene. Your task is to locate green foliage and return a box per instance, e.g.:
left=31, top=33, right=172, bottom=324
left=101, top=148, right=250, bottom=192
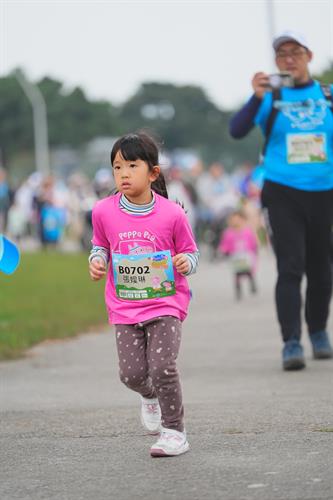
left=1, top=62, right=331, bottom=171
left=0, top=70, right=119, bottom=166
left=0, top=252, right=108, bottom=360
left=38, top=78, right=118, bottom=146
left=117, top=82, right=260, bottom=166
left=314, top=61, right=333, bottom=84
left=0, top=75, right=34, bottom=162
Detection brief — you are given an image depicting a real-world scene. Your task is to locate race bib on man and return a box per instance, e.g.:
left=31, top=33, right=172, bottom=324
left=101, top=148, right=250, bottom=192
left=287, top=133, right=327, bottom=164
left=112, top=250, right=176, bottom=300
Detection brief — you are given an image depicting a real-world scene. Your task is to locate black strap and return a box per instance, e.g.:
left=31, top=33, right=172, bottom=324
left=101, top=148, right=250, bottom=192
left=320, top=83, right=333, bottom=113
left=261, top=88, right=281, bottom=158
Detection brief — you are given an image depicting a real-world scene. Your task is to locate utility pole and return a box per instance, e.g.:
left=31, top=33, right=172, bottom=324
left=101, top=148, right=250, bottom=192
left=15, top=69, right=50, bottom=174
left=266, top=0, right=276, bottom=69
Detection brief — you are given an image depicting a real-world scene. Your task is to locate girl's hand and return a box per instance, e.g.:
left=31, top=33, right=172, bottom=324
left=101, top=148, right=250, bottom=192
left=251, top=72, right=269, bottom=99
left=172, top=253, right=190, bottom=275
left=89, top=258, right=106, bottom=281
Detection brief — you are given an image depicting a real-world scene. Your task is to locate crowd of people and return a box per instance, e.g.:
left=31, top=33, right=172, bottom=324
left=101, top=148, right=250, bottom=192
left=0, top=159, right=265, bottom=256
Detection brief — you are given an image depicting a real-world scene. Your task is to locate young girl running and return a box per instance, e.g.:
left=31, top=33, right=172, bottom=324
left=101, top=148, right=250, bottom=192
left=219, top=209, right=258, bottom=300
left=89, top=132, right=199, bottom=457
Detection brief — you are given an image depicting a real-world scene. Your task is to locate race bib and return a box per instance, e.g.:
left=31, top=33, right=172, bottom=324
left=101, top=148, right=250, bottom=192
left=287, top=133, right=327, bottom=164
left=231, top=252, right=252, bottom=273
left=112, top=250, right=176, bottom=300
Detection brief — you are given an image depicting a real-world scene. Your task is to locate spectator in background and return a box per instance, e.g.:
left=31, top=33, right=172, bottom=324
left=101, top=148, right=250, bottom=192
left=14, top=172, right=42, bottom=238
left=0, top=168, right=11, bottom=233
left=7, top=199, right=27, bottom=242
left=33, top=175, right=66, bottom=247
left=196, top=162, right=239, bottom=258
left=93, top=167, right=115, bottom=199
left=167, top=165, right=197, bottom=230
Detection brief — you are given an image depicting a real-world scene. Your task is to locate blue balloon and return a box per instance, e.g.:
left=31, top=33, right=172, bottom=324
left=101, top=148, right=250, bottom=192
left=0, top=234, right=20, bottom=274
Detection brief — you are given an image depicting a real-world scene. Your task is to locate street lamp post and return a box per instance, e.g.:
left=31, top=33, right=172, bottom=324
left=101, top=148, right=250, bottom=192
left=15, top=69, right=50, bottom=174
left=266, top=0, right=276, bottom=69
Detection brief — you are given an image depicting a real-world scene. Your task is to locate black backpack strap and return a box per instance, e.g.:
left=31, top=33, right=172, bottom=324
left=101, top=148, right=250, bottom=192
left=261, top=88, right=281, bottom=159
left=320, top=83, right=333, bottom=113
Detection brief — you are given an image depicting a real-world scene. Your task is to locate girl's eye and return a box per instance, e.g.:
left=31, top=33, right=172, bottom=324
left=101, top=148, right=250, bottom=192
left=130, top=163, right=137, bottom=168
left=113, top=165, right=121, bottom=170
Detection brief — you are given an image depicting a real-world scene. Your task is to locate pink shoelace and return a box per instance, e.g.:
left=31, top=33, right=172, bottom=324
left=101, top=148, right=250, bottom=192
left=144, top=403, right=159, bottom=415
left=159, top=431, right=183, bottom=443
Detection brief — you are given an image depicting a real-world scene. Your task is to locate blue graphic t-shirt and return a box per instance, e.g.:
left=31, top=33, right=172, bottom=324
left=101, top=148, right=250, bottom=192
left=255, top=81, right=333, bottom=191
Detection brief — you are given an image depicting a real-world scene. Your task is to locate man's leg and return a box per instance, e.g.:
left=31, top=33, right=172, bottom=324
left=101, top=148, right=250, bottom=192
left=305, top=191, right=333, bottom=359
left=262, top=182, right=306, bottom=370
left=264, top=192, right=306, bottom=341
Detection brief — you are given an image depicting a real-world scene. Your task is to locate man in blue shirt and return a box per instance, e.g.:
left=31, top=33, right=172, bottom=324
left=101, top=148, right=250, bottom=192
left=230, top=30, right=333, bottom=370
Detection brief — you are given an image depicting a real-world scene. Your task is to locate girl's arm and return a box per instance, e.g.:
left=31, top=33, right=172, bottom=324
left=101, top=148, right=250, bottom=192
left=251, top=229, right=259, bottom=254
left=219, top=229, right=233, bottom=255
left=89, top=245, right=110, bottom=267
left=183, top=251, right=200, bottom=275
left=89, top=203, right=110, bottom=267
left=172, top=251, right=199, bottom=276
left=173, top=207, right=200, bottom=275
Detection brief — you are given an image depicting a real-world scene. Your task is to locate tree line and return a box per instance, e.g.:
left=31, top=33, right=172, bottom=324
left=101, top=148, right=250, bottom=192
left=0, top=64, right=332, bottom=171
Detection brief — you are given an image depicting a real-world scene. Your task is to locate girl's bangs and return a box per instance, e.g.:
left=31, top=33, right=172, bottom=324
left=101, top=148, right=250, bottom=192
left=119, top=138, right=148, bottom=162
left=111, top=132, right=158, bottom=166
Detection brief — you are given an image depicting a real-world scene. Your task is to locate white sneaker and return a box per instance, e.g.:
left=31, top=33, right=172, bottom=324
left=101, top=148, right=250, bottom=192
left=140, top=396, right=161, bottom=435
left=150, top=427, right=190, bottom=457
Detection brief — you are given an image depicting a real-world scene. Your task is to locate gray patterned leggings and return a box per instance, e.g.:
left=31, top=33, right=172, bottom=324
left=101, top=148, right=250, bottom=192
left=114, top=316, right=184, bottom=432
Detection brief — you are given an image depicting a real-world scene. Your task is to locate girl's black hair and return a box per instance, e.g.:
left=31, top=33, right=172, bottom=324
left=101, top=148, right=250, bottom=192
left=110, top=132, right=168, bottom=198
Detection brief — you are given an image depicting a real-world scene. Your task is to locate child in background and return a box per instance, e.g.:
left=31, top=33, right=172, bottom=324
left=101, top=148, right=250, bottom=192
left=89, top=132, right=199, bottom=457
left=219, top=209, right=258, bottom=300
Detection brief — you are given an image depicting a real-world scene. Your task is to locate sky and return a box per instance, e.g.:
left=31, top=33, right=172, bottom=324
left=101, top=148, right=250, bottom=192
left=1, top=0, right=333, bottom=111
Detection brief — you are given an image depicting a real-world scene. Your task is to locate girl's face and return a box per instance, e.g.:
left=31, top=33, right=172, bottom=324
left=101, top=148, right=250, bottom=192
left=112, top=151, right=160, bottom=204
left=229, top=214, right=244, bottom=229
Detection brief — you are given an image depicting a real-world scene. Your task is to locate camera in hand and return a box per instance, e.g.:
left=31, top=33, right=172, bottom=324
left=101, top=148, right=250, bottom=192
left=268, top=72, right=294, bottom=89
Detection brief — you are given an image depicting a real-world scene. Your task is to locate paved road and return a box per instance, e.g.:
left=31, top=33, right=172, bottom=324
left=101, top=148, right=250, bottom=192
left=1, top=251, right=333, bottom=500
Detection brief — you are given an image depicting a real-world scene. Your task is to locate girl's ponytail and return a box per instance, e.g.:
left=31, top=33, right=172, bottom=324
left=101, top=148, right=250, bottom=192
left=152, top=172, right=168, bottom=199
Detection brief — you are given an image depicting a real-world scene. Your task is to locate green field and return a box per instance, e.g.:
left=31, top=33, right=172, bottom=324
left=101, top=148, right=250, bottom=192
left=116, top=282, right=176, bottom=299
left=0, top=252, right=108, bottom=360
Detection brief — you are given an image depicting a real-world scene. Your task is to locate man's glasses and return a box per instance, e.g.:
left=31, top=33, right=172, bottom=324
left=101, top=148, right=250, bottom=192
left=276, top=48, right=308, bottom=60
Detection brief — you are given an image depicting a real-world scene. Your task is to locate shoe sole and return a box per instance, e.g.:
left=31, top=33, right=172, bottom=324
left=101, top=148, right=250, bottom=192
left=283, top=358, right=306, bottom=371
left=313, top=351, right=333, bottom=360
left=150, top=442, right=190, bottom=458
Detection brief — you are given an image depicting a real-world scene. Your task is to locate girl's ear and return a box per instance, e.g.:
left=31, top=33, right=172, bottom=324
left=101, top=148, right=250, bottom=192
left=150, top=165, right=161, bottom=181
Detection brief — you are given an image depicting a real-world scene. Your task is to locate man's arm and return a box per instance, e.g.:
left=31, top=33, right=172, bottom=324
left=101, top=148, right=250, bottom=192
left=229, top=95, right=262, bottom=138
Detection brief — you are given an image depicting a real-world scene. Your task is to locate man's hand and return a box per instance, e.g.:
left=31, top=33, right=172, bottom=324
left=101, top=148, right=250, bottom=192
left=89, top=258, right=106, bottom=281
left=172, top=253, right=190, bottom=275
left=251, top=72, right=270, bottom=99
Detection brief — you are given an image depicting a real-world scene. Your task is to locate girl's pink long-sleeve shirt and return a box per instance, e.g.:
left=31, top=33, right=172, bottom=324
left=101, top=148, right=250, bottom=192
left=219, top=226, right=258, bottom=272
left=92, top=192, right=198, bottom=324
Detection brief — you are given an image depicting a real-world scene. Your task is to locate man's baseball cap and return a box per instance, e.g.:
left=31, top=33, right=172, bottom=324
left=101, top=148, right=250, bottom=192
left=273, top=30, right=310, bottom=51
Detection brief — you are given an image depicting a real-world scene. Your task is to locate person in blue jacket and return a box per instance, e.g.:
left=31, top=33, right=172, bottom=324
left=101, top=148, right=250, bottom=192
left=230, top=30, right=333, bottom=370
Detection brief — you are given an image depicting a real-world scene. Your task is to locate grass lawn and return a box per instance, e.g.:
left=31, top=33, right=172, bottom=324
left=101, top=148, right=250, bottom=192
left=0, top=252, right=108, bottom=360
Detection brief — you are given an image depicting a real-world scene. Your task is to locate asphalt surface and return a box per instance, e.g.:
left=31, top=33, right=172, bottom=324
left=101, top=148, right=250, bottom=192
left=1, top=251, right=333, bottom=500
